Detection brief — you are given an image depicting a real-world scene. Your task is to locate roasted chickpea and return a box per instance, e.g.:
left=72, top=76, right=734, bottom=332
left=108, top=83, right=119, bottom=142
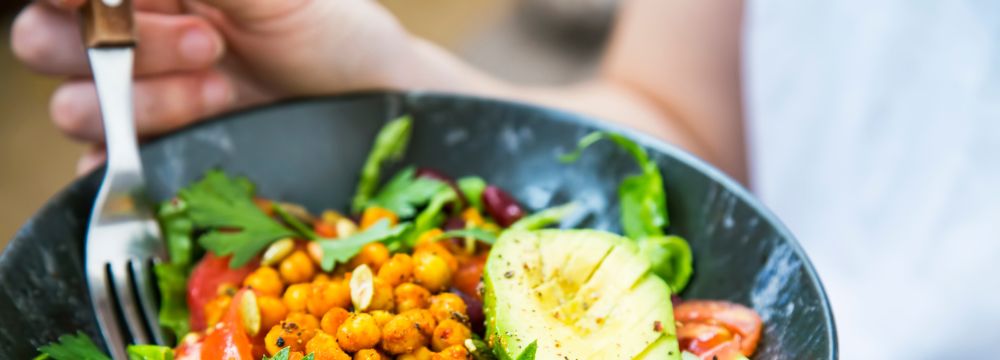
left=381, top=315, right=428, bottom=354
left=394, top=283, right=431, bottom=312
left=414, top=242, right=457, bottom=272
left=283, top=283, right=313, bottom=312
left=203, top=295, right=231, bottom=328
left=461, top=208, right=485, bottom=227
left=428, top=293, right=468, bottom=323
left=321, top=307, right=351, bottom=334
left=265, top=323, right=305, bottom=354
left=259, top=296, right=290, bottom=331
left=305, top=331, right=351, bottom=360
left=368, top=278, right=395, bottom=311
left=353, top=349, right=382, bottom=360
left=244, top=266, right=284, bottom=297
left=400, top=309, right=437, bottom=337
left=289, top=351, right=307, bottom=360
left=432, top=345, right=470, bottom=360
left=370, top=310, right=394, bottom=329
left=413, top=251, right=452, bottom=293
left=398, top=347, right=435, bottom=360
left=313, top=273, right=331, bottom=285
left=285, top=312, right=320, bottom=332
left=349, top=243, right=390, bottom=272
left=377, top=253, right=414, bottom=287
left=336, top=313, right=382, bottom=352
left=280, top=250, right=317, bottom=284
left=308, top=280, right=353, bottom=316
left=360, top=206, right=398, bottom=229
left=431, top=319, right=471, bottom=352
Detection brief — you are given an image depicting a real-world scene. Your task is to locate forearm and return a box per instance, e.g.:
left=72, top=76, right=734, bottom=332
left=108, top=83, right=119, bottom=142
left=403, top=38, right=725, bottom=180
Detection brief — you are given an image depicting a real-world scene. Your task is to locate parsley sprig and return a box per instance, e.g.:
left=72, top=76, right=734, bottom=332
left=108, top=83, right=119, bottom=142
left=318, top=219, right=410, bottom=271
left=181, top=170, right=295, bottom=268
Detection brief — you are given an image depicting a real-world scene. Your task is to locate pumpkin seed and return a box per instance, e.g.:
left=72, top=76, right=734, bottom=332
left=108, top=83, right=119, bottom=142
left=336, top=218, right=358, bottom=238
left=307, top=241, right=324, bottom=265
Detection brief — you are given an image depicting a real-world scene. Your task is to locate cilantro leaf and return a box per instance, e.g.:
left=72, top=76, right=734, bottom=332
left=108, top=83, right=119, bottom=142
left=262, top=347, right=313, bottom=360
left=37, top=332, right=110, bottom=360
left=438, top=228, right=498, bottom=245
left=181, top=170, right=295, bottom=268
left=561, top=132, right=668, bottom=239
left=352, top=115, right=414, bottom=213
left=457, top=176, right=487, bottom=211
left=367, top=167, right=448, bottom=218
left=318, top=219, right=410, bottom=271
left=509, top=202, right=579, bottom=231
left=126, top=345, right=174, bottom=360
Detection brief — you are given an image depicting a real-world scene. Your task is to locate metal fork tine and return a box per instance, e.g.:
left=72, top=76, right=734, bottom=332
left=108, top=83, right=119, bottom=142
left=110, top=260, right=151, bottom=345
left=89, top=264, right=129, bottom=360
left=131, top=258, right=166, bottom=345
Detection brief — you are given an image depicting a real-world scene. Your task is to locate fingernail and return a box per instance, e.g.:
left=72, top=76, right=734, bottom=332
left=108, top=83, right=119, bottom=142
left=179, top=28, right=221, bottom=63
left=202, top=74, right=234, bottom=113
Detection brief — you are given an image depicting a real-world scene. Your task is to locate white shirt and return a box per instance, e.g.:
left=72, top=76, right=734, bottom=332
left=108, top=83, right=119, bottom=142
left=745, top=0, right=1000, bottom=358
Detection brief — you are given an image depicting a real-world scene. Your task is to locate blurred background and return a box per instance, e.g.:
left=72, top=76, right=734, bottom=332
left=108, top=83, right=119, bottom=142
left=0, top=0, right=617, bottom=248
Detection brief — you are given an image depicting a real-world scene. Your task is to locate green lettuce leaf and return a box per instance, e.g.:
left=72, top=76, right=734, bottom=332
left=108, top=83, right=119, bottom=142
left=508, top=202, right=578, bottom=231
left=438, top=228, right=499, bottom=245
left=154, top=263, right=190, bottom=339
left=561, top=132, right=667, bottom=239
left=126, top=345, right=174, bottom=360
left=457, top=176, right=487, bottom=211
left=638, top=235, right=694, bottom=292
left=351, top=115, right=414, bottom=213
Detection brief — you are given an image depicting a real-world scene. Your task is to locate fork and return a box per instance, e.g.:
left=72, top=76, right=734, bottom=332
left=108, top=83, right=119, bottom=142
left=82, top=0, right=167, bottom=357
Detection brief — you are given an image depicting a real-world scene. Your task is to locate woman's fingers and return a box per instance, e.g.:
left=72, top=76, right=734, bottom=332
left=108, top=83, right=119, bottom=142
left=77, top=146, right=107, bottom=175
left=51, top=70, right=236, bottom=142
left=42, top=0, right=182, bottom=13
left=13, top=5, right=224, bottom=77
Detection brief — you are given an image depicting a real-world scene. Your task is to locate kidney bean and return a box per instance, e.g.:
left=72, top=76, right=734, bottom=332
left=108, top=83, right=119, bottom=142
left=482, top=185, right=525, bottom=227
left=452, top=288, right=485, bottom=335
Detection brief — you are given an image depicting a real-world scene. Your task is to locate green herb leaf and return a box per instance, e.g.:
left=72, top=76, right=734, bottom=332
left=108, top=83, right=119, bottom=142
left=368, top=167, right=448, bottom=218
left=457, top=176, right=487, bottom=211
left=438, top=228, right=499, bottom=245
left=181, top=170, right=296, bottom=268
left=126, top=345, right=174, bottom=360
left=638, top=235, right=694, bottom=293
left=318, top=219, right=410, bottom=271
left=261, top=347, right=315, bottom=360
left=466, top=338, right=497, bottom=360
left=37, top=332, right=110, bottom=360
left=154, top=263, right=190, bottom=340
left=403, top=187, right=459, bottom=248
left=351, top=115, right=414, bottom=213
left=509, top=202, right=579, bottom=231
left=562, top=132, right=668, bottom=238
left=514, top=341, right=538, bottom=360
left=272, top=204, right=317, bottom=240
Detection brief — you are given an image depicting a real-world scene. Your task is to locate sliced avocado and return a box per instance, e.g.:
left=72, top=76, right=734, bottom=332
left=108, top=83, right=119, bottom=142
left=484, top=229, right=680, bottom=360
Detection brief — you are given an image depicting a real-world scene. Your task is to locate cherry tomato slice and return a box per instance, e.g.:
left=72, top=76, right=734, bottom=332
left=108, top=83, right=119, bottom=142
left=453, top=254, right=487, bottom=300
left=187, top=253, right=258, bottom=331
left=675, top=300, right=763, bottom=357
left=200, top=289, right=254, bottom=360
left=175, top=334, right=204, bottom=360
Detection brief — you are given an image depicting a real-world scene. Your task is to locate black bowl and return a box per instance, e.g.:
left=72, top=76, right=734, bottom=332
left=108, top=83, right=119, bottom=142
left=0, top=93, right=836, bottom=358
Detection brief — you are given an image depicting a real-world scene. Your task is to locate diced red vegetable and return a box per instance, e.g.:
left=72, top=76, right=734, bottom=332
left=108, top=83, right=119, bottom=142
left=187, top=253, right=257, bottom=331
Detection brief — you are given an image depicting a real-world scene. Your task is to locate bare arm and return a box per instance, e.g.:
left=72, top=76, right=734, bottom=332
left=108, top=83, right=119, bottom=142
left=406, top=0, right=747, bottom=181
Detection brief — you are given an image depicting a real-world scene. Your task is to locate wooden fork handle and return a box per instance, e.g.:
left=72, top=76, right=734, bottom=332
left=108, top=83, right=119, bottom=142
left=82, top=0, right=136, bottom=48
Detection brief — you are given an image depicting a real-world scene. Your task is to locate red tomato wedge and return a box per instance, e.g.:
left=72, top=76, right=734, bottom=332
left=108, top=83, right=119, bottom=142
left=175, top=334, right=204, bottom=360
left=453, top=254, right=487, bottom=301
left=188, top=253, right=257, bottom=331
left=200, top=289, right=254, bottom=360
left=675, top=300, right=763, bottom=358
